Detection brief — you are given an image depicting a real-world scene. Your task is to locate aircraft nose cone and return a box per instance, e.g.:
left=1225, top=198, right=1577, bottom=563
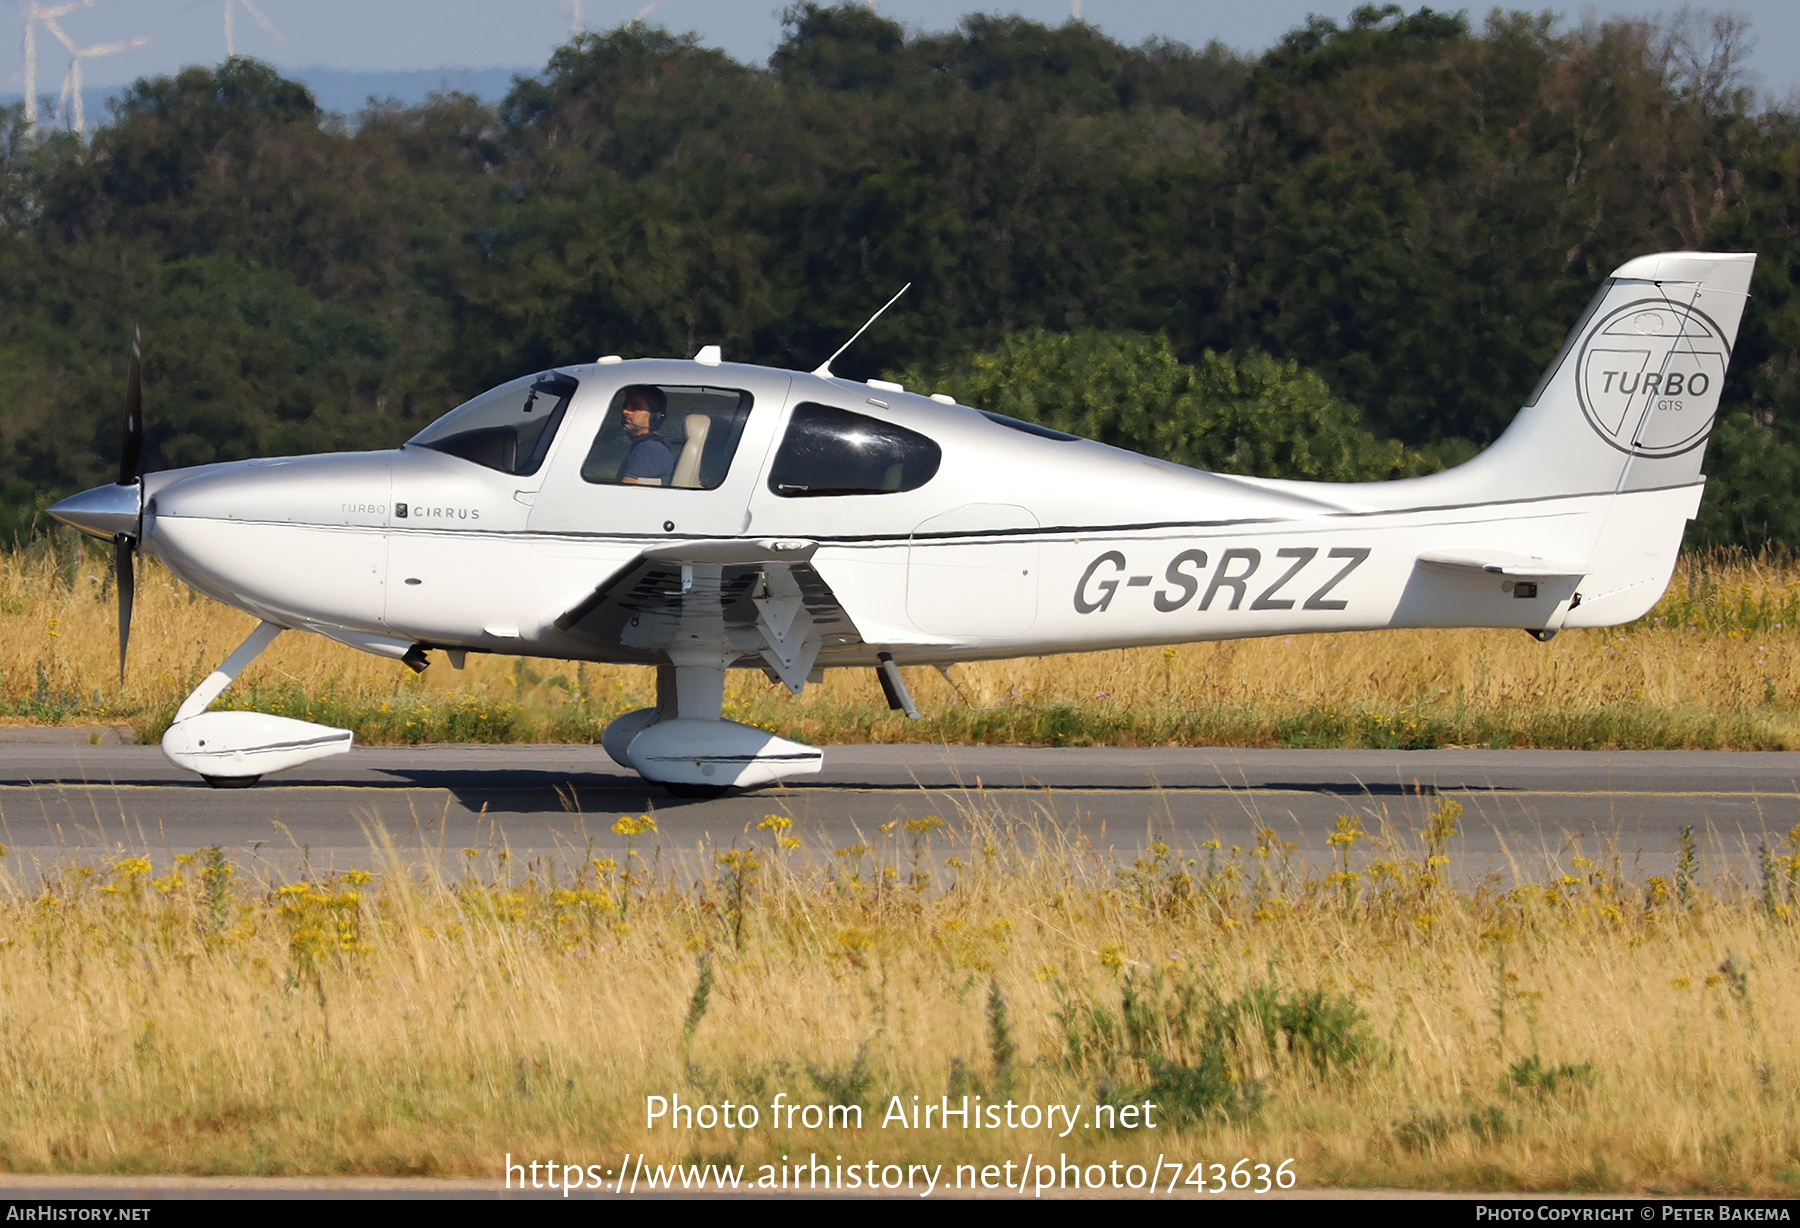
left=48, top=482, right=142, bottom=540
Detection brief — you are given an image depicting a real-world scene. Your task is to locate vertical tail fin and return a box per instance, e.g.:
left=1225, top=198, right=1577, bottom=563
left=1373, top=251, right=1759, bottom=632
left=1470, top=251, right=1756, bottom=499
left=1514, top=251, right=1755, bottom=628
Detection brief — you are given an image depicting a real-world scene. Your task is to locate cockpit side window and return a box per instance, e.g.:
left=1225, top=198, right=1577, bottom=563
left=767, top=402, right=941, bottom=497
left=579, top=385, right=754, bottom=489
left=408, top=371, right=577, bottom=477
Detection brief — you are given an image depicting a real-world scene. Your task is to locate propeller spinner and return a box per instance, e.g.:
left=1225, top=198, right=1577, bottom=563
left=46, top=329, right=144, bottom=682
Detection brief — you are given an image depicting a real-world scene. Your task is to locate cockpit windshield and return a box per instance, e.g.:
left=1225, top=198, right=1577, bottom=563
left=407, top=371, right=578, bottom=476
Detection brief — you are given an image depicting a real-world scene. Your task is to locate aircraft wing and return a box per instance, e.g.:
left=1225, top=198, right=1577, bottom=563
left=549, top=538, right=867, bottom=687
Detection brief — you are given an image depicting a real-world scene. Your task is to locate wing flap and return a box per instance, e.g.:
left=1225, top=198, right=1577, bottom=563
left=549, top=549, right=861, bottom=673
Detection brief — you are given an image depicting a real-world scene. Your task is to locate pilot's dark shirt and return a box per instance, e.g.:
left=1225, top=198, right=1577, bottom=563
left=621, top=432, right=675, bottom=484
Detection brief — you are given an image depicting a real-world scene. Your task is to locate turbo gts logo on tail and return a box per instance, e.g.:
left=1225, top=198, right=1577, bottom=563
left=1577, top=300, right=1729, bottom=458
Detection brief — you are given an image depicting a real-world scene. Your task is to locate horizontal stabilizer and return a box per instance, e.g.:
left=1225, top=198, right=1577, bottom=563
left=1416, top=549, right=1586, bottom=580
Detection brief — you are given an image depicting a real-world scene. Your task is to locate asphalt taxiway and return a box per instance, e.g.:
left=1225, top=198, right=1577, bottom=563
left=0, top=737, right=1795, bottom=880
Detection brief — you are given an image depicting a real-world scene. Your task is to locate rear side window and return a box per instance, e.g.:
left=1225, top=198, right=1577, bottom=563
left=408, top=370, right=577, bottom=477
left=768, top=403, right=941, bottom=497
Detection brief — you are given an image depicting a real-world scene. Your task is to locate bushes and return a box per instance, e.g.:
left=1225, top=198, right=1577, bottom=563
left=901, top=329, right=1430, bottom=482
left=1054, top=969, right=1378, bottom=1128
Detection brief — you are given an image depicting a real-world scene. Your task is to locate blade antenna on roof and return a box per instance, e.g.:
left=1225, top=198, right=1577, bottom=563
left=812, top=282, right=910, bottom=378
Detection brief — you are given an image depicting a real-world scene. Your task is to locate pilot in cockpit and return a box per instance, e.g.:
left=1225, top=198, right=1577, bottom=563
left=618, top=385, right=676, bottom=486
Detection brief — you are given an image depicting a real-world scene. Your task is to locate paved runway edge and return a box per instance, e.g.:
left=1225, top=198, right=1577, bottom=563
left=5, top=741, right=1800, bottom=791
left=1, top=743, right=1795, bottom=875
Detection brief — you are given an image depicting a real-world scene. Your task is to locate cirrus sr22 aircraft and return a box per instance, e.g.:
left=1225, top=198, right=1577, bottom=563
left=49, top=250, right=1755, bottom=793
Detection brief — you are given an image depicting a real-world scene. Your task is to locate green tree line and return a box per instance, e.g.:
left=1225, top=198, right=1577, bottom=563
left=0, top=3, right=1795, bottom=544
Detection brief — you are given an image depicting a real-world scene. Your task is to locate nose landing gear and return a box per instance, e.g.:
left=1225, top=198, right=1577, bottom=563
left=161, top=621, right=354, bottom=785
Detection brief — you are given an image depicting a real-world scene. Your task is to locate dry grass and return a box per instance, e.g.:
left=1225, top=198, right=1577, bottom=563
left=3, top=533, right=1800, bottom=750
left=5, top=539, right=1795, bottom=1190
left=2, top=805, right=1799, bottom=1192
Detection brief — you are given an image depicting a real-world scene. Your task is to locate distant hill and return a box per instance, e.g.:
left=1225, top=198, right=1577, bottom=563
left=283, top=66, right=534, bottom=115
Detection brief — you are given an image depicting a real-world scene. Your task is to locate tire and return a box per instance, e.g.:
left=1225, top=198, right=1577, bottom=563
left=662, top=782, right=732, bottom=800
left=201, top=774, right=263, bottom=789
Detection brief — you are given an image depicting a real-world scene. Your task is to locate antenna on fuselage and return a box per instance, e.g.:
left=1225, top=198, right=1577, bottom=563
left=812, top=282, right=911, bottom=378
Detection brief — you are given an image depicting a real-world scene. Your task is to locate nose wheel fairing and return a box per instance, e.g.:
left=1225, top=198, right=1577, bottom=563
left=159, top=620, right=354, bottom=785
left=163, top=710, right=352, bottom=783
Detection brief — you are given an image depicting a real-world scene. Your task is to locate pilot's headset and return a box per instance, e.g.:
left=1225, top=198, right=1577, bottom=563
left=623, top=385, right=668, bottom=432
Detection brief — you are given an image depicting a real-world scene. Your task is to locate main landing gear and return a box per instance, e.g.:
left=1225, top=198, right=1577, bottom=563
left=601, top=650, right=823, bottom=795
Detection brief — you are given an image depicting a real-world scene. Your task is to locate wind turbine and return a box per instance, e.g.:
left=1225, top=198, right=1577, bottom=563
left=222, top=0, right=282, bottom=57
left=16, top=0, right=96, bottom=134
left=40, top=2, right=146, bottom=134
left=51, top=32, right=150, bottom=135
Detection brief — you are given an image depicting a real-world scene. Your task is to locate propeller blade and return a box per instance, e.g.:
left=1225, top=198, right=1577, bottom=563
left=115, top=533, right=134, bottom=684
left=119, top=327, right=142, bottom=486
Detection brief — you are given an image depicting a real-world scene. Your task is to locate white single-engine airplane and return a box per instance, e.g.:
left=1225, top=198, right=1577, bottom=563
left=49, top=250, right=1754, bottom=793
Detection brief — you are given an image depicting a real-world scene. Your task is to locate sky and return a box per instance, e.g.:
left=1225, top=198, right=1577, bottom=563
left=6, top=0, right=1798, bottom=116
